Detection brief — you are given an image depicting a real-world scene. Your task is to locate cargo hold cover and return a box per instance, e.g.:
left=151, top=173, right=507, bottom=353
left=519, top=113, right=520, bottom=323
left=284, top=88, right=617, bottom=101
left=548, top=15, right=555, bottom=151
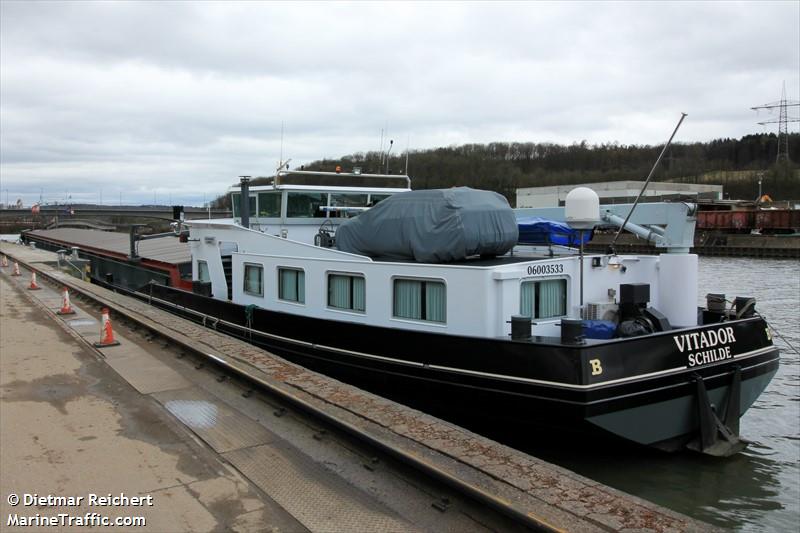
left=335, top=187, right=519, bottom=262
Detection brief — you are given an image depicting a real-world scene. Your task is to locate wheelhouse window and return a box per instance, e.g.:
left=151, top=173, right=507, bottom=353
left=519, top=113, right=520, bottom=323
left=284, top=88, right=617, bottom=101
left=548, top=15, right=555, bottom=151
left=197, top=260, right=210, bottom=283
left=278, top=268, right=305, bottom=304
left=258, top=192, right=282, bottom=217
left=243, top=263, right=264, bottom=296
left=330, top=193, right=368, bottom=208
left=329, top=193, right=368, bottom=218
left=231, top=193, right=257, bottom=218
left=328, top=273, right=365, bottom=312
left=369, top=194, right=391, bottom=205
left=287, top=192, right=326, bottom=218
left=520, top=279, right=567, bottom=319
left=393, top=278, right=446, bottom=323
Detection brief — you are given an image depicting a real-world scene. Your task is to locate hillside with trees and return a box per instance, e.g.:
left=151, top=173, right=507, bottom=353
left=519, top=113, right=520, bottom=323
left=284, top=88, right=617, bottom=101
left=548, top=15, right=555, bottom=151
left=214, top=133, right=799, bottom=207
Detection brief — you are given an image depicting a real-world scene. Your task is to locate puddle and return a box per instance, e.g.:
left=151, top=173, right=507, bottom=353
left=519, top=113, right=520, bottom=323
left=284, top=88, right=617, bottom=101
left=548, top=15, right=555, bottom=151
left=163, top=400, right=219, bottom=429
left=2, top=373, right=86, bottom=414
left=68, top=318, right=97, bottom=327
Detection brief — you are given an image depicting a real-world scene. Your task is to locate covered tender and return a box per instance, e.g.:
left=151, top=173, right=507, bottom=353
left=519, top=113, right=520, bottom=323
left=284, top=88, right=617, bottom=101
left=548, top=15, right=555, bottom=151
left=335, top=187, right=519, bottom=262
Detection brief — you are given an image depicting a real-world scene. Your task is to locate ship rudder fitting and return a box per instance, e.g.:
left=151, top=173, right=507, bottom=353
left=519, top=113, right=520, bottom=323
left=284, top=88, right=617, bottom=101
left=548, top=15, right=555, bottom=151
left=686, top=366, right=749, bottom=457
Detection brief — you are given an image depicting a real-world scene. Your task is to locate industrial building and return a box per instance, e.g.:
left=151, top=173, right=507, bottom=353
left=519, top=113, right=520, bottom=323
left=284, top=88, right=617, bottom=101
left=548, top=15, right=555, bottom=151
left=516, top=181, right=723, bottom=208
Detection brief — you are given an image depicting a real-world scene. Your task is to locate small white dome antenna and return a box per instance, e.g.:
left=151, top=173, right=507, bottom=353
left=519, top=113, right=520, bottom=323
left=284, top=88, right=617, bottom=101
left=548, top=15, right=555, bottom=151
left=565, top=186, right=600, bottom=310
left=565, top=187, right=600, bottom=230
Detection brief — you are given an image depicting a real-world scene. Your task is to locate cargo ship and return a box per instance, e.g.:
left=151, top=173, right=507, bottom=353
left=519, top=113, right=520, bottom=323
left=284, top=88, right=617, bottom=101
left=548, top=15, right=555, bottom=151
left=24, top=170, right=779, bottom=456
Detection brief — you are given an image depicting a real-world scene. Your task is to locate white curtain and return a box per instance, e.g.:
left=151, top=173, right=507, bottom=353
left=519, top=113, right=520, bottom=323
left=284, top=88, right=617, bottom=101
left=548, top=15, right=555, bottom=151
left=280, top=269, right=306, bottom=303
left=394, top=279, right=422, bottom=319
left=352, top=276, right=366, bottom=312
left=520, top=281, right=536, bottom=317
left=244, top=265, right=263, bottom=295
left=297, top=270, right=305, bottom=304
left=538, top=279, right=565, bottom=318
left=425, top=282, right=446, bottom=323
left=280, top=269, right=294, bottom=301
left=328, top=275, right=351, bottom=309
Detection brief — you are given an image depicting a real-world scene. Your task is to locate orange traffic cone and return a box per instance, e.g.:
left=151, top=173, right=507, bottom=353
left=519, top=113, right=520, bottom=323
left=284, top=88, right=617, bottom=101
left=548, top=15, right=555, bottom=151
left=11, top=262, right=21, bottom=276
left=57, top=287, right=76, bottom=315
left=28, top=271, right=41, bottom=290
left=93, top=308, right=120, bottom=348
left=1, top=255, right=7, bottom=268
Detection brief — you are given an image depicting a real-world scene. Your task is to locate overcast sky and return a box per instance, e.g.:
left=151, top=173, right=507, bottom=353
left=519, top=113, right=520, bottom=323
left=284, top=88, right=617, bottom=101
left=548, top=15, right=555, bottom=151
left=1, top=1, right=798, bottom=207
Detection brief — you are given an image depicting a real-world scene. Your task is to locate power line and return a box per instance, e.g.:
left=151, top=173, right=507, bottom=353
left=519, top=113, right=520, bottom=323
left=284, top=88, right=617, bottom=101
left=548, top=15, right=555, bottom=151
left=751, top=82, right=800, bottom=163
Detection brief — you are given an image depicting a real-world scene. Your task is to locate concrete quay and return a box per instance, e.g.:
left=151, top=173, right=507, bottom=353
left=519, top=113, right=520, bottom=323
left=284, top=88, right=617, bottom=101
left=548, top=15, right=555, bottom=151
left=0, top=274, right=304, bottom=532
left=0, top=242, right=720, bottom=532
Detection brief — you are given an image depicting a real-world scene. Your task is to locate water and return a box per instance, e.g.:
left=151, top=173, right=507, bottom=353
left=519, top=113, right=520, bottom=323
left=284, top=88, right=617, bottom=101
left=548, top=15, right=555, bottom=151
left=530, top=257, right=799, bottom=531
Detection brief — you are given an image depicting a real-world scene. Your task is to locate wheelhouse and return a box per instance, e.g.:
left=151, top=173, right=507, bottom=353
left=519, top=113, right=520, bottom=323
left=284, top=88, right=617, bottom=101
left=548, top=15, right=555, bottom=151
left=228, top=169, right=411, bottom=244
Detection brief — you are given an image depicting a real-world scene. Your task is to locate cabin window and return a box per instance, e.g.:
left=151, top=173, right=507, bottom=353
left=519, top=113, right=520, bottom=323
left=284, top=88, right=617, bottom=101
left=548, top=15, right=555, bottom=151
left=243, top=263, right=264, bottom=296
left=329, top=193, right=368, bottom=218
left=520, top=279, right=567, bottom=319
left=330, top=193, right=368, bottom=208
left=258, top=192, right=282, bottom=217
left=287, top=192, right=327, bottom=218
left=231, top=193, right=257, bottom=218
left=197, top=260, right=210, bottom=283
left=328, top=274, right=365, bottom=312
left=393, top=279, right=446, bottom=323
left=278, top=268, right=305, bottom=304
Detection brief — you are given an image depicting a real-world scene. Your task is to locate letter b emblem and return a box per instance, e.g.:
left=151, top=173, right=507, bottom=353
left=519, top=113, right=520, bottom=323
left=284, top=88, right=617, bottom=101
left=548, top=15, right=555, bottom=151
left=589, top=359, right=603, bottom=376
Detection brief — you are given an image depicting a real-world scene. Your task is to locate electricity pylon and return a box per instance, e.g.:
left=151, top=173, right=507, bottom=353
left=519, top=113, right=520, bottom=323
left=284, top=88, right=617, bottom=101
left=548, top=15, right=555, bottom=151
left=751, top=82, right=799, bottom=163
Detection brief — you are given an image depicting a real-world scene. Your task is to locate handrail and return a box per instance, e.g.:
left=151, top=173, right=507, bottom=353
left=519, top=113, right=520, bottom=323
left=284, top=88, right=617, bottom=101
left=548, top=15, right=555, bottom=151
left=62, top=258, right=86, bottom=281
left=276, top=169, right=412, bottom=189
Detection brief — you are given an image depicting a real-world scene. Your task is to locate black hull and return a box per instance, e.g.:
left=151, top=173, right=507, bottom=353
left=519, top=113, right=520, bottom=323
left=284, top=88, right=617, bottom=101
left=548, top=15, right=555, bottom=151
left=126, top=282, right=779, bottom=451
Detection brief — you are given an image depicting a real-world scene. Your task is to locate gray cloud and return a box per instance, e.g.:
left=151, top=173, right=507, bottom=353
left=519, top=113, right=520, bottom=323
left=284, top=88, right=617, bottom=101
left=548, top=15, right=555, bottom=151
left=1, top=1, right=797, bottom=206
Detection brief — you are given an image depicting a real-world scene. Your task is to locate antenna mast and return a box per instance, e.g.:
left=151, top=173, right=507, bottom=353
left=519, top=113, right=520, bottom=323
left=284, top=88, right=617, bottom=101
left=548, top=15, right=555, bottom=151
left=751, top=82, right=799, bottom=163
left=610, top=113, right=687, bottom=252
left=379, top=128, right=385, bottom=166
left=279, top=121, right=285, bottom=168
left=404, top=135, right=410, bottom=175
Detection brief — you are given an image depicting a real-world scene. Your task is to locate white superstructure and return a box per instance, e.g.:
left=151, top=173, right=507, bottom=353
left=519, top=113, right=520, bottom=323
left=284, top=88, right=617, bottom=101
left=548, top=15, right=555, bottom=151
left=185, top=171, right=700, bottom=339
left=188, top=230, right=696, bottom=339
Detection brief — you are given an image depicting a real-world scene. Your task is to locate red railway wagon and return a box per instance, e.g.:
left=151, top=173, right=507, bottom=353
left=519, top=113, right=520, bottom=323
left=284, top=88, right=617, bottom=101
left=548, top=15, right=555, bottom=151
left=696, top=210, right=753, bottom=232
left=697, top=209, right=799, bottom=233
left=754, top=209, right=800, bottom=232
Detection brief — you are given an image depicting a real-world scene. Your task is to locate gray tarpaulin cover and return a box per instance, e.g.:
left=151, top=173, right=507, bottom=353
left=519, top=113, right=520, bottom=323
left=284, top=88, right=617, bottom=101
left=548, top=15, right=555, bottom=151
left=335, top=187, right=519, bottom=262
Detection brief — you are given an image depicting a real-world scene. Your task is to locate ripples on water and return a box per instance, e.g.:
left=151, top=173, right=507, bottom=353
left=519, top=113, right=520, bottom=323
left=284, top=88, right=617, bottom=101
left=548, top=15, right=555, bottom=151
left=696, top=258, right=800, bottom=532
left=533, top=258, right=799, bottom=531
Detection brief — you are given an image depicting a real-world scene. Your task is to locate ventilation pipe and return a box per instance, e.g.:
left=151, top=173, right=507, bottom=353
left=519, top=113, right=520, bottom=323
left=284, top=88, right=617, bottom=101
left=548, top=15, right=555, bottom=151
left=239, top=175, right=251, bottom=229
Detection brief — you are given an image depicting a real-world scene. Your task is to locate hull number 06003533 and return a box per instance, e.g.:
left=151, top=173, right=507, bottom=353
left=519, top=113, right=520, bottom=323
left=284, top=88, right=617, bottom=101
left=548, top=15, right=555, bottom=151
left=527, top=264, right=564, bottom=276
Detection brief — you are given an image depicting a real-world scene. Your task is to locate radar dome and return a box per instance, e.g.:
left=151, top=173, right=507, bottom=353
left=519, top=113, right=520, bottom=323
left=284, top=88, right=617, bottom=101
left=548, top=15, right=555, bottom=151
left=565, top=187, right=600, bottom=229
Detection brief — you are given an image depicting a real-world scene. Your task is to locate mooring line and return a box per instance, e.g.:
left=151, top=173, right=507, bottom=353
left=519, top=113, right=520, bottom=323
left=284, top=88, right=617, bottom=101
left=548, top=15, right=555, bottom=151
left=758, top=312, right=799, bottom=355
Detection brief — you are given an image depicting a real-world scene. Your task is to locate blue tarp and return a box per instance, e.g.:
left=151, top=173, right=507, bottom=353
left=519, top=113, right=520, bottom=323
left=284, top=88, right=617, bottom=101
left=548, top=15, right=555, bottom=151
left=582, top=320, right=617, bottom=340
left=517, top=217, right=592, bottom=246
